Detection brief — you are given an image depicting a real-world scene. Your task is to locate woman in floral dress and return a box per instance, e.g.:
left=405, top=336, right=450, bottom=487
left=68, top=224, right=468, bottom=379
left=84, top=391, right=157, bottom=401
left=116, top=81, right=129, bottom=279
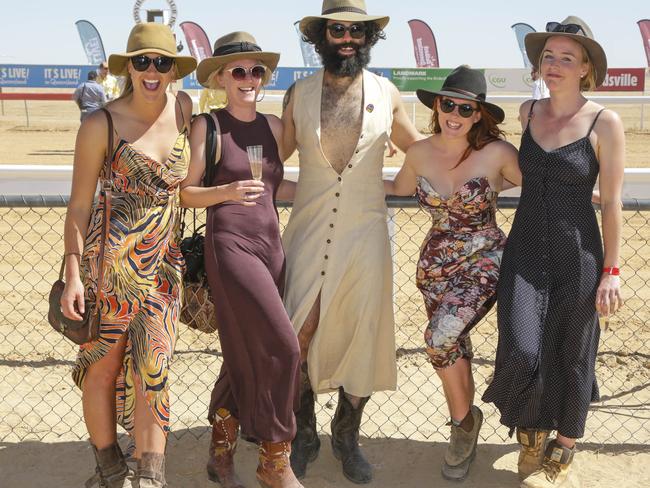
left=384, top=66, right=521, bottom=481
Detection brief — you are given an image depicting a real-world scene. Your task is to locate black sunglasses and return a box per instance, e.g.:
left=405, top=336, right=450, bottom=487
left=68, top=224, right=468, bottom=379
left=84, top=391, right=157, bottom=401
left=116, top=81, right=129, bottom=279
left=327, top=23, right=366, bottom=39
left=439, top=98, right=478, bottom=118
left=130, top=55, right=175, bottom=73
left=225, top=65, right=267, bottom=81
left=545, top=22, right=586, bottom=36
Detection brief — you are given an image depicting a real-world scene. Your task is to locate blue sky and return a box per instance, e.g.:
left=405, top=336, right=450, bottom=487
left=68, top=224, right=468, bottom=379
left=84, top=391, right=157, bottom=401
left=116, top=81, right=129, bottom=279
left=2, top=0, right=648, bottom=68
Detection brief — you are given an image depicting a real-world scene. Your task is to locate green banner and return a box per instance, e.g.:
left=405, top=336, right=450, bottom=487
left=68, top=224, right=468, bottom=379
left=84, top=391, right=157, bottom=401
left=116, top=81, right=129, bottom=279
left=390, top=68, right=485, bottom=92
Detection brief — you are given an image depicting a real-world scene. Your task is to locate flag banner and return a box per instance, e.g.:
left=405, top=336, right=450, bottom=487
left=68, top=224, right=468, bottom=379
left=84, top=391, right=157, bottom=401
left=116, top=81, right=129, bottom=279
left=511, top=23, right=536, bottom=69
left=638, top=20, right=650, bottom=67
left=75, top=20, right=106, bottom=65
left=179, top=21, right=212, bottom=62
left=294, top=21, right=322, bottom=67
left=407, top=19, right=439, bottom=68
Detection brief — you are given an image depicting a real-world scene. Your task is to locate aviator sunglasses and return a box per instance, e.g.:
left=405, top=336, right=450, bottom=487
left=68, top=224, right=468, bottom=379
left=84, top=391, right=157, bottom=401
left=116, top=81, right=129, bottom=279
left=439, top=98, right=479, bottom=118
left=545, top=22, right=586, bottom=36
left=327, top=23, right=366, bottom=39
left=130, top=55, right=175, bottom=73
left=225, top=65, right=267, bottom=81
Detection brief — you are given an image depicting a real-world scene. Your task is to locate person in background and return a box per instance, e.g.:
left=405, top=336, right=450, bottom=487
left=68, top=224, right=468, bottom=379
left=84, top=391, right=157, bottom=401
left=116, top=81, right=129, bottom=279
left=531, top=66, right=549, bottom=100
left=73, top=70, right=106, bottom=122
left=98, top=61, right=121, bottom=100
left=483, top=16, right=624, bottom=488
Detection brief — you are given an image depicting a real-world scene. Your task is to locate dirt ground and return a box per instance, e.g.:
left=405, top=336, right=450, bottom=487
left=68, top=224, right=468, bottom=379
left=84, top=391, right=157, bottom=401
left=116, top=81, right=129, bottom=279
left=0, top=90, right=649, bottom=487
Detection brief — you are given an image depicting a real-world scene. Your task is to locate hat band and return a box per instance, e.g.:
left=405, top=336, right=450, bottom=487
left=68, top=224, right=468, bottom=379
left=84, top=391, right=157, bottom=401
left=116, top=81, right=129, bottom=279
left=213, top=41, right=262, bottom=57
left=442, top=87, right=486, bottom=101
left=127, top=45, right=176, bottom=56
left=322, top=6, right=367, bottom=15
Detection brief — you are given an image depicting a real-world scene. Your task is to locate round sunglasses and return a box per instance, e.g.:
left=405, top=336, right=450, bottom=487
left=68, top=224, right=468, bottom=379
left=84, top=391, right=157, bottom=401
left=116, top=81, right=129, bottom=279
left=327, top=23, right=366, bottom=39
left=130, top=55, right=175, bottom=73
left=439, top=98, right=479, bottom=118
left=225, top=65, right=267, bottom=81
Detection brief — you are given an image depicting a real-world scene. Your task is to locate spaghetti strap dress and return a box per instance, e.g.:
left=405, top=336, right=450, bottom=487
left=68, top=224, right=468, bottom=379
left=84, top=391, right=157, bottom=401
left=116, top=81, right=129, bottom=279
left=72, top=98, right=189, bottom=436
left=483, top=101, right=606, bottom=438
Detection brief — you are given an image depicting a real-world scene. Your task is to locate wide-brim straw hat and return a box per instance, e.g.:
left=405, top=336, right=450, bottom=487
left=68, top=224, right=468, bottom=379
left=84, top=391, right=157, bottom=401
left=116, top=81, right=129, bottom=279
left=416, top=66, right=505, bottom=124
left=525, top=15, right=607, bottom=87
left=109, top=23, right=197, bottom=78
left=299, top=0, right=390, bottom=35
left=196, top=31, right=280, bottom=88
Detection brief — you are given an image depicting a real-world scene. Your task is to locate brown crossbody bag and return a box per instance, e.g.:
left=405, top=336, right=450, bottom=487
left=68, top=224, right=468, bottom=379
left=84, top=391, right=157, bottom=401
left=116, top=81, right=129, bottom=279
left=47, top=108, right=114, bottom=345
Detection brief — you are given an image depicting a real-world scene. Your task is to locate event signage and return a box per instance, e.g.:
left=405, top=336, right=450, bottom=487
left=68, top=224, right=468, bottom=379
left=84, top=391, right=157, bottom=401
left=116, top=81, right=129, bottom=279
left=0, top=65, right=96, bottom=88
left=511, top=23, right=536, bottom=69
left=407, top=19, right=439, bottom=68
left=484, top=69, right=535, bottom=93
left=597, top=68, right=646, bottom=92
left=390, top=68, right=455, bottom=91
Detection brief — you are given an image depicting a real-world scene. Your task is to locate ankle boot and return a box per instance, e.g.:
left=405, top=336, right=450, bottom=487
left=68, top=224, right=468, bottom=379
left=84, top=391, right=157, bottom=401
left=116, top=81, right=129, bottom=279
left=330, top=387, right=372, bottom=484
left=256, top=441, right=303, bottom=488
left=441, top=405, right=483, bottom=481
left=207, top=408, right=245, bottom=487
left=85, top=442, right=136, bottom=488
left=290, top=387, right=320, bottom=479
left=137, top=452, right=166, bottom=488
left=521, top=439, right=576, bottom=488
left=517, top=428, right=550, bottom=481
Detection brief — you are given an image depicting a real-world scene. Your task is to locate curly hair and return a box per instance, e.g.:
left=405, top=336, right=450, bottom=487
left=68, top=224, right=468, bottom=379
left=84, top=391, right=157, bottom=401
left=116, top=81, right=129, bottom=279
left=302, top=19, right=386, bottom=53
left=429, top=96, right=505, bottom=168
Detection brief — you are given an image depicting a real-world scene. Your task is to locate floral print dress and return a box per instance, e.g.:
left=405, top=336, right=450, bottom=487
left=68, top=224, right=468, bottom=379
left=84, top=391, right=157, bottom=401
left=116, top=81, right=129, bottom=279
left=416, top=175, right=506, bottom=368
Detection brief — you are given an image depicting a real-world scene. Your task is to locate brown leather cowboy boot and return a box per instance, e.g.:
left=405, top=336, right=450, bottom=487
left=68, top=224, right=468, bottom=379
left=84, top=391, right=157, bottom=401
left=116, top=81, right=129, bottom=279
left=290, top=367, right=320, bottom=479
left=256, top=441, right=303, bottom=488
left=85, top=442, right=136, bottom=488
left=521, top=439, right=577, bottom=488
left=206, top=408, right=245, bottom=487
left=137, top=452, right=166, bottom=488
left=517, top=428, right=550, bottom=481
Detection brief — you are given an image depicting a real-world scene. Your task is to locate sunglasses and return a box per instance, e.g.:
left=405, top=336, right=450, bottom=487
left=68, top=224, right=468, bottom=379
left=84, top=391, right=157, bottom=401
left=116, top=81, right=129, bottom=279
left=225, top=65, right=267, bottom=81
left=545, top=22, right=586, bottom=36
left=130, top=55, right=175, bottom=73
left=439, top=98, right=478, bottom=118
left=327, top=23, right=366, bottom=39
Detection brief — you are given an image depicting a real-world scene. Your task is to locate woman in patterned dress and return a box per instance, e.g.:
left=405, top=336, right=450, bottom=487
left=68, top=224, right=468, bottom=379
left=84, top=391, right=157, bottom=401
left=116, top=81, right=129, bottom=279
left=384, top=66, right=521, bottom=481
left=180, top=32, right=302, bottom=488
left=482, top=17, right=624, bottom=488
left=60, top=24, right=196, bottom=488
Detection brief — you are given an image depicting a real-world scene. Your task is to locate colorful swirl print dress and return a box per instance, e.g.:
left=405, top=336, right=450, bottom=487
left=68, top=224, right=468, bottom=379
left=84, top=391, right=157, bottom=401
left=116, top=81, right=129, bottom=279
left=72, top=108, right=188, bottom=436
left=416, top=175, right=506, bottom=369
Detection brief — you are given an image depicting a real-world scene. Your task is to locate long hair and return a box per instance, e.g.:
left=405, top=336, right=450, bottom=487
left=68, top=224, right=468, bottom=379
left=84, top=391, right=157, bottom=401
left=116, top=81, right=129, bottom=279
left=302, top=19, right=386, bottom=52
left=429, top=96, right=505, bottom=168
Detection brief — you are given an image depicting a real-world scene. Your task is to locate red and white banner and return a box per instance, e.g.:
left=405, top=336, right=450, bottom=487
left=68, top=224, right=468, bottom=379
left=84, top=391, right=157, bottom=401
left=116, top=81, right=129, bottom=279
left=407, top=19, right=439, bottom=68
left=179, top=21, right=212, bottom=62
left=597, top=68, right=646, bottom=92
left=638, top=20, right=650, bottom=68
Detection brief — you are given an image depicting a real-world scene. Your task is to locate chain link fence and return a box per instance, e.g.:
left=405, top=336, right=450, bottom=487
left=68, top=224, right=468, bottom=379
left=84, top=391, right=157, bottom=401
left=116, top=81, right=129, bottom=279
left=0, top=195, right=648, bottom=447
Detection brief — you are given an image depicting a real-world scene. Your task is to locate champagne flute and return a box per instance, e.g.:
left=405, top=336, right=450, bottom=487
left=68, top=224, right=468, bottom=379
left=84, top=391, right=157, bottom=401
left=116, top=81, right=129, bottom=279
left=246, top=145, right=263, bottom=181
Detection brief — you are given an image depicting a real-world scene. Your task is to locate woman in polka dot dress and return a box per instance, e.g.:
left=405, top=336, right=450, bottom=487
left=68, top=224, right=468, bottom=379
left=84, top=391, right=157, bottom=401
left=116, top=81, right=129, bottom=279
left=482, top=16, right=624, bottom=488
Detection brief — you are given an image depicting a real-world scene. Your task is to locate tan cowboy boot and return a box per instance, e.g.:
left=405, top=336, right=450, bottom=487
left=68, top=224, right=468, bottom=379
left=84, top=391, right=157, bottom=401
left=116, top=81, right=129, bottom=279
left=85, top=442, right=137, bottom=488
left=517, top=428, right=550, bottom=481
left=137, top=452, right=166, bottom=488
left=521, top=439, right=578, bottom=488
left=256, top=441, right=303, bottom=488
left=207, top=408, right=245, bottom=487
left=441, top=405, right=483, bottom=481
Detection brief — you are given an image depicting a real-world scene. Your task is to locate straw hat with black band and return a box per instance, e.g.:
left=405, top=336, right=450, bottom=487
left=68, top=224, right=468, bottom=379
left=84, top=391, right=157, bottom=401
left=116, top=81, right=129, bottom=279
left=416, top=66, right=505, bottom=124
left=109, top=23, right=196, bottom=78
left=196, top=31, right=280, bottom=88
left=299, top=0, right=389, bottom=35
left=525, top=15, right=607, bottom=88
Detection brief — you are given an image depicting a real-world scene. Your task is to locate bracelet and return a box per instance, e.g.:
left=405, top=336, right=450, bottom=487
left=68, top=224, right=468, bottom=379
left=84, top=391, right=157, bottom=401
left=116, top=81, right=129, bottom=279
left=603, top=267, right=620, bottom=276
left=64, top=252, right=81, bottom=258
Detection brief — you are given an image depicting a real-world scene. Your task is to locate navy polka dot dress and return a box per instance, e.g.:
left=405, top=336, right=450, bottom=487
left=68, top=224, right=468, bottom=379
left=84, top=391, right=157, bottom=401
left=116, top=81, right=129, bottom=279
left=483, top=101, right=605, bottom=439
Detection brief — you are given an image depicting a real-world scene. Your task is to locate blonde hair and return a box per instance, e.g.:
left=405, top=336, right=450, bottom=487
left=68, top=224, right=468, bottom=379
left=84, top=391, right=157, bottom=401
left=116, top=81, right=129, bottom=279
left=538, top=38, right=597, bottom=92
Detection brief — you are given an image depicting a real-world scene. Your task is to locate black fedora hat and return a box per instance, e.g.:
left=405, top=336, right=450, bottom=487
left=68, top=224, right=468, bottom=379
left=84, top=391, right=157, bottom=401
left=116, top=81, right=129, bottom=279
left=416, top=66, right=505, bottom=123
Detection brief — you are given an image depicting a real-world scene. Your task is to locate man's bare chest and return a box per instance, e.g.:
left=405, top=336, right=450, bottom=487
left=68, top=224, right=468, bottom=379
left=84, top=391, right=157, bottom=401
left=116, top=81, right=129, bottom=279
left=320, top=89, right=363, bottom=174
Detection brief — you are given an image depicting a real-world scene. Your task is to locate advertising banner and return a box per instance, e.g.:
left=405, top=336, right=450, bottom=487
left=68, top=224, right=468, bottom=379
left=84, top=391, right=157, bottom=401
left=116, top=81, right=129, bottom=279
left=597, top=68, right=646, bottom=92
left=179, top=21, right=212, bottom=62
left=390, top=68, right=454, bottom=91
left=637, top=20, right=650, bottom=67
left=484, top=69, right=534, bottom=93
left=294, top=21, right=322, bottom=68
left=0, top=65, right=96, bottom=88
left=407, top=19, right=439, bottom=68
left=511, top=23, right=536, bottom=69
left=75, top=20, right=106, bottom=65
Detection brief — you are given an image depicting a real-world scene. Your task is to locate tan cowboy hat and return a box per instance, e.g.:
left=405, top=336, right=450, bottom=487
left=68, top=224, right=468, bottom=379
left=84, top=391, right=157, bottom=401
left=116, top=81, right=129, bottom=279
left=109, top=23, right=197, bottom=78
left=196, top=31, right=280, bottom=88
left=525, top=16, right=607, bottom=87
left=299, top=0, right=390, bottom=35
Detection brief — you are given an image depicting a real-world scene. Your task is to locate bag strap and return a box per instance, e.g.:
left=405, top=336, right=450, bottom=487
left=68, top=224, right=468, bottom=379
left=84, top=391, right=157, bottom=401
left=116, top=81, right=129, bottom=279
left=202, top=110, right=222, bottom=187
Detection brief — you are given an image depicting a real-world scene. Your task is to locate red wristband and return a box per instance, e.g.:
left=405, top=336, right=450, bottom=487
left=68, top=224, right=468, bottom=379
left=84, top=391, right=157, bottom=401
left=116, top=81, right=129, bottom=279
left=603, top=267, right=620, bottom=276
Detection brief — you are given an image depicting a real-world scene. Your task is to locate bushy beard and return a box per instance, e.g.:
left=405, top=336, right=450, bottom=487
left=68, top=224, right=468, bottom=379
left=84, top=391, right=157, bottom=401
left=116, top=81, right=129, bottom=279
left=318, top=40, right=371, bottom=78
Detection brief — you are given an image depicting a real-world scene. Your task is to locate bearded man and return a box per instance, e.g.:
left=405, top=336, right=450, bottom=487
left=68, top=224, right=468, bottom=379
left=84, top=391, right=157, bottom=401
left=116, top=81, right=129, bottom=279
left=281, top=1, right=422, bottom=483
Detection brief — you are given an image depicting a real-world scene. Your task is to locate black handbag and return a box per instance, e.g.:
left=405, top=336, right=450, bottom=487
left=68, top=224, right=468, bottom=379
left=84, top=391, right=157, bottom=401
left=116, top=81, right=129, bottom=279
left=180, top=112, right=221, bottom=333
left=47, top=108, right=114, bottom=345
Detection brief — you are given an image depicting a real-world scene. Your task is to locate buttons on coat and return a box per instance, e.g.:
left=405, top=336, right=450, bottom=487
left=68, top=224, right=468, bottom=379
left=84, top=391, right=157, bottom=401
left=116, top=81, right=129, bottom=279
left=338, top=177, right=342, bottom=182
left=330, top=223, right=334, bottom=228
left=335, top=192, right=340, bottom=197
left=327, top=239, right=331, bottom=244
left=348, top=164, right=353, bottom=168
left=321, top=271, right=326, bottom=276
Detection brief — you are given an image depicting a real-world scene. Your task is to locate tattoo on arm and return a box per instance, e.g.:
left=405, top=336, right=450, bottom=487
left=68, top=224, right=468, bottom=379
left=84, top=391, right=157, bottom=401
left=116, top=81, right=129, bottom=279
left=283, top=83, right=295, bottom=114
